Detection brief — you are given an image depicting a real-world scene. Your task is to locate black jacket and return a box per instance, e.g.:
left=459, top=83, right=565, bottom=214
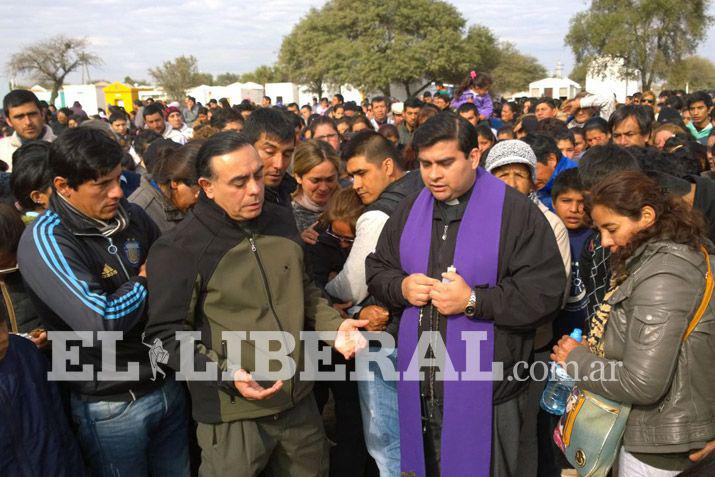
left=17, top=200, right=161, bottom=401
left=145, top=193, right=344, bottom=423
left=365, top=185, right=566, bottom=403
left=580, top=231, right=611, bottom=325
left=688, top=175, right=715, bottom=242
left=1, top=270, right=43, bottom=333
left=265, top=174, right=298, bottom=207
left=306, top=225, right=349, bottom=291
left=365, top=170, right=423, bottom=215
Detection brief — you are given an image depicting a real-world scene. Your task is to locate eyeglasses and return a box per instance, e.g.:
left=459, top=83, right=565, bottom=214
left=642, top=98, right=655, bottom=104
left=326, top=225, right=355, bottom=244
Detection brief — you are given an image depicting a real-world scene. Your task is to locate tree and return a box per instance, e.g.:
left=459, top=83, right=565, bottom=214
left=123, top=75, right=147, bottom=86
left=278, top=0, right=507, bottom=97
left=458, top=26, right=502, bottom=83
left=568, top=60, right=591, bottom=88
left=7, top=36, right=102, bottom=104
left=148, top=55, right=212, bottom=100
left=278, top=7, right=337, bottom=97
left=194, top=72, right=214, bottom=86
left=664, top=56, right=715, bottom=91
left=565, top=0, right=712, bottom=90
left=215, top=73, right=241, bottom=85
left=239, top=65, right=286, bottom=85
left=491, top=42, right=547, bottom=95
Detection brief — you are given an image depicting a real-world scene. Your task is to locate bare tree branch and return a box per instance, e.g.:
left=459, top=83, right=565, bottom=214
left=6, top=35, right=102, bottom=104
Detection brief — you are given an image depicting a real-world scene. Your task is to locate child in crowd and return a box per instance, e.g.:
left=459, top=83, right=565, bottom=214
left=554, top=129, right=576, bottom=160
left=451, top=71, right=494, bottom=122
left=551, top=168, right=591, bottom=338
left=571, top=127, right=586, bottom=159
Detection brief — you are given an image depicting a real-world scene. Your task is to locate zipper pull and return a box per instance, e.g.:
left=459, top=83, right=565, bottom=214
left=442, top=225, right=448, bottom=241
left=248, top=236, right=257, bottom=253
left=106, top=237, right=118, bottom=255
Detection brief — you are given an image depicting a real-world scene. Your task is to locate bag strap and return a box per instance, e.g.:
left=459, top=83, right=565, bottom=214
left=0, top=279, right=19, bottom=333
left=683, top=246, right=714, bottom=342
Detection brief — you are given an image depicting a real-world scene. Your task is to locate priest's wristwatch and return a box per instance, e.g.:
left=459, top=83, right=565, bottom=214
left=464, top=289, right=477, bottom=317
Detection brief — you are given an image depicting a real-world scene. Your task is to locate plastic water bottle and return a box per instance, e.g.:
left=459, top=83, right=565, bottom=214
left=540, top=328, right=583, bottom=415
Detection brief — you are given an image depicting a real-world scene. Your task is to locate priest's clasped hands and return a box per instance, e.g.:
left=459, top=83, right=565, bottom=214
left=401, top=271, right=472, bottom=316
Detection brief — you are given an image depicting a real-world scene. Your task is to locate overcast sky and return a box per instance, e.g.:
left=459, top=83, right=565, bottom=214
left=2, top=0, right=715, bottom=93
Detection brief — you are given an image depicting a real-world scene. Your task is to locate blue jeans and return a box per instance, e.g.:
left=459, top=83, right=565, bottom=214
left=357, top=347, right=400, bottom=477
left=71, top=379, right=190, bottom=477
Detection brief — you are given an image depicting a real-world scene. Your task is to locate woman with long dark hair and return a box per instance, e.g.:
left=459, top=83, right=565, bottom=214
left=552, top=171, right=715, bottom=475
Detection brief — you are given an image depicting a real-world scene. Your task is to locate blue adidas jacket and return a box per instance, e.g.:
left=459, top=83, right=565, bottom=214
left=17, top=200, right=162, bottom=400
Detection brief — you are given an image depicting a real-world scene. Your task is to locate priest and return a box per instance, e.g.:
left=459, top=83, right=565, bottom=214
left=366, top=112, right=566, bottom=476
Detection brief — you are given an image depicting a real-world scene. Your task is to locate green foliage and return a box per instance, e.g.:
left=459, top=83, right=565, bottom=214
left=215, top=72, right=241, bottom=85
left=277, top=6, right=336, bottom=96
left=491, top=42, right=547, bottom=95
left=239, top=65, right=287, bottom=85
left=123, top=75, right=147, bottom=86
left=148, top=55, right=211, bottom=100
left=565, top=0, right=713, bottom=89
left=459, top=26, right=502, bottom=80
left=664, top=56, right=715, bottom=90
left=276, top=0, right=538, bottom=97
left=194, top=72, right=214, bottom=86
left=568, top=60, right=591, bottom=88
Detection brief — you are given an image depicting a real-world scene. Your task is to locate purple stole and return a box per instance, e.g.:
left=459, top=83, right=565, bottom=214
left=398, top=168, right=506, bottom=477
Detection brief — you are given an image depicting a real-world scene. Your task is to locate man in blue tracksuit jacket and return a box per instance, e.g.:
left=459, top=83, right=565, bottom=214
left=17, top=128, right=190, bottom=476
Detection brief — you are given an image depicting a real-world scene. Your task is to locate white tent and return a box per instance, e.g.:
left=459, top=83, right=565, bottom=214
left=506, top=91, right=530, bottom=101
left=186, top=85, right=227, bottom=105
left=224, top=82, right=264, bottom=105
left=137, top=86, right=166, bottom=101
left=60, top=83, right=108, bottom=113
left=529, top=77, right=581, bottom=100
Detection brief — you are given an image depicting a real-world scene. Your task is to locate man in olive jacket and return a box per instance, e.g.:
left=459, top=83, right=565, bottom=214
left=145, top=131, right=366, bottom=476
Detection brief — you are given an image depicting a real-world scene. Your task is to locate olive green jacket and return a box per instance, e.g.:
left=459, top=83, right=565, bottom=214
left=146, top=193, right=344, bottom=424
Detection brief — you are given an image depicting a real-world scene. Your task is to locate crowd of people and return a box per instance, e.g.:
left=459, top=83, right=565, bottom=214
left=1, top=68, right=715, bottom=477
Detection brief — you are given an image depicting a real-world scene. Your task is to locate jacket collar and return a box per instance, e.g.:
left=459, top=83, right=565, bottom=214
left=264, top=174, right=297, bottom=206
left=625, top=240, right=704, bottom=271
left=11, top=126, right=55, bottom=147
left=191, top=191, right=273, bottom=237
left=49, top=192, right=130, bottom=237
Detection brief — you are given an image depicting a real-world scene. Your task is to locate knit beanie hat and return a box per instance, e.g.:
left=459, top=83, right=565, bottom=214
left=483, top=139, right=537, bottom=183
left=164, top=106, right=182, bottom=119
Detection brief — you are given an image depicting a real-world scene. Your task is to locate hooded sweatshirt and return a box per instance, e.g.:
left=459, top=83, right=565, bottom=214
left=537, top=156, right=578, bottom=211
